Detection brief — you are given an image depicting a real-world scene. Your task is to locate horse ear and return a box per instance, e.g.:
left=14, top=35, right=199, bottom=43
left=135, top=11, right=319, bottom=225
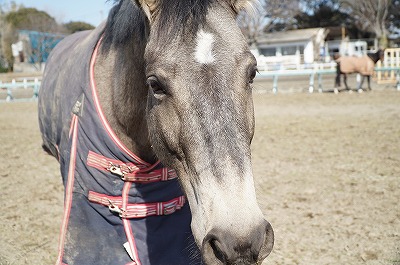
left=135, top=0, right=159, bottom=22
left=231, top=0, right=260, bottom=14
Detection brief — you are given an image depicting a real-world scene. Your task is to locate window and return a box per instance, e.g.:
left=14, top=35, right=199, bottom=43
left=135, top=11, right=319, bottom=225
left=259, top=48, right=276, bottom=57
left=281, top=46, right=297, bottom=56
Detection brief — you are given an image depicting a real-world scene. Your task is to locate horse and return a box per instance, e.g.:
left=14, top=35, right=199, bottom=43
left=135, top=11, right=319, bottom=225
left=38, top=0, right=274, bottom=264
left=334, top=49, right=384, bottom=93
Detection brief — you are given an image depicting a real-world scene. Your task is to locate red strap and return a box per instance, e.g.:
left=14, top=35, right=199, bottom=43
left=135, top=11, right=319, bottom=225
left=87, top=151, right=178, bottom=183
left=88, top=191, right=186, bottom=219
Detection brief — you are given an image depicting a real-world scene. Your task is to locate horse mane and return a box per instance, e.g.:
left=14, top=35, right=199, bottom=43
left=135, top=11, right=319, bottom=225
left=101, top=0, right=148, bottom=52
left=101, top=0, right=211, bottom=51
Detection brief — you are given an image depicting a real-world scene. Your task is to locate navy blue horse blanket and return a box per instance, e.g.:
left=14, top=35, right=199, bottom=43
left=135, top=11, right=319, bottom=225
left=38, top=25, right=198, bottom=265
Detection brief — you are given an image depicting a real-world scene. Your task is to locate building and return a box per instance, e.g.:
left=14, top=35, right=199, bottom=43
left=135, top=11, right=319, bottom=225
left=251, top=28, right=330, bottom=70
left=326, top=38, right=368, bottom=57
left=12, top=30, right=65, bottom=72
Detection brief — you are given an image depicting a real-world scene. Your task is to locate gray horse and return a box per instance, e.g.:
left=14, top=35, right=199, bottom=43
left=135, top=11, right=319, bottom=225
left=38, top=0, right=273, bottom=264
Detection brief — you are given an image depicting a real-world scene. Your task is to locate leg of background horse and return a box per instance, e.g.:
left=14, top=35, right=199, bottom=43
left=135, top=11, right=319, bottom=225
left=358, top=75, right=365, bottom=93
left=367, top=75, right=371, bottom=90
left=334, top=74, right=339, bottom=94
left=335, top=62, right=341, bottom=88
left=335, top=73, right=341, bottom=88
left=343, top=74, right=349, bottom=90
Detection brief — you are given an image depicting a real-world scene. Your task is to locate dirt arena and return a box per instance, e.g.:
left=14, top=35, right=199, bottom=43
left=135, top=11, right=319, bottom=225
left=0, top=77, right=399, bottom=265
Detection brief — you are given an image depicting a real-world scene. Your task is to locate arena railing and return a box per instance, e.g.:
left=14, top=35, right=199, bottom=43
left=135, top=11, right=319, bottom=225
left=0, top=78, right=41, bottom=102
left=257, top=67, right=400, bottom=94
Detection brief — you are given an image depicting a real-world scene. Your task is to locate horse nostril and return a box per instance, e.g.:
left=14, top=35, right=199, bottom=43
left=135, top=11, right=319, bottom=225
left=259, top=220, right=274, bottom=260
left=202, top=233, right=227, bottom=264
left=201, top=221, right=274, bottom=264
left=209, top=238, right=226, bottom=263
left=202, top=227, right=267, bottom=264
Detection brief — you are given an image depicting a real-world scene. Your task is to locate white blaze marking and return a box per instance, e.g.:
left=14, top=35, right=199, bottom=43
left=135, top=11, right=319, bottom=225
left=195, top=29, right=215, bottom=64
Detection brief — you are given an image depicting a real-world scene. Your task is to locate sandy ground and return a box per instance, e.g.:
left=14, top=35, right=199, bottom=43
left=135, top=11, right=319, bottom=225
left=0, top=77, right=399, bottom=265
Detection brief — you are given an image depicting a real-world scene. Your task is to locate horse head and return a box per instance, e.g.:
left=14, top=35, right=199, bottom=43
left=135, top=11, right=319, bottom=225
left=135, top=0, right=274, bottom=263
left=368, top=49, right=385, bottom=64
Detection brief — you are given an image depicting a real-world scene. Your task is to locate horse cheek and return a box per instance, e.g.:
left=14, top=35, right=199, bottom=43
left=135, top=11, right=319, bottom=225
left=148, top=101, right=182, bottom=167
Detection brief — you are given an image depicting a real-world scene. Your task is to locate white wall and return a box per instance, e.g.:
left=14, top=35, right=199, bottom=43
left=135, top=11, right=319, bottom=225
left=303, top=41, right=314, bottom=64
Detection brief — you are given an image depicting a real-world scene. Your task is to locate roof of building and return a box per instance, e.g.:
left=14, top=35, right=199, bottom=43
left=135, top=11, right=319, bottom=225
left=257, top=28, right=329, bottom=45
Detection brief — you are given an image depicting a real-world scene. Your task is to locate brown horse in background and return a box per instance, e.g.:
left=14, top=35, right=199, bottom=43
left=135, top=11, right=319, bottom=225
left=334, top=49, right=384, bottom=92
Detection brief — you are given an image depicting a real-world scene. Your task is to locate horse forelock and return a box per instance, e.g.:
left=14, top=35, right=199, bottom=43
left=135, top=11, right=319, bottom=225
left=154, top=0, right=260, bottom=35
left=102, top=0, right=212, bottom=49
left=155, top=0, right=211, bottom=38
left=102, top=0, right=260, bottom=49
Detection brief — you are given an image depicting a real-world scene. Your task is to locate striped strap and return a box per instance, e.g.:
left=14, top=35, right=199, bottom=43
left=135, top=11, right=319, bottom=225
left=87, top=151, right=177, bottom=183
left=88, top=191, right=186, bottom=219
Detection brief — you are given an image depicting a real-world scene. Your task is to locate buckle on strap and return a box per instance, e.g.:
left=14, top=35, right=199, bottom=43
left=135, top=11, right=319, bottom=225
left=107, top=199, right=125, bottom=216
left=88, top=191, right=186, bottom=219
left=87, top=151, right=178, bottom=183
left=108, top=164, right=126, bottom=177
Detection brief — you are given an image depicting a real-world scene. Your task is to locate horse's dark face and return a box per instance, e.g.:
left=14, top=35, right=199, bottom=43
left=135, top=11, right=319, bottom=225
left=136, top=0, right=273, bottom=264
left=368, top=49, right=385, bottom=64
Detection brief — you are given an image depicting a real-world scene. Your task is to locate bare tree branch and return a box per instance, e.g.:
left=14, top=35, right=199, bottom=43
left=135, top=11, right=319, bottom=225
left=237, top=0, right=300, bottom=44
left=341, top=0, right=391, bottom=47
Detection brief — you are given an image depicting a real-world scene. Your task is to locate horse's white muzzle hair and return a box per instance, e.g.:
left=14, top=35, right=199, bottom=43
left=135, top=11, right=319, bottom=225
left=182, top=163, right=274, bottom=264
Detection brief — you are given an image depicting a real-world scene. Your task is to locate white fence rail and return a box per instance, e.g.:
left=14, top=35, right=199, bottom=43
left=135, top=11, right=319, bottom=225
left=0, top=77, right=41, bottom=102
left=257, top=67, right=400, bottom=93
left=1, top=68, right=399, bottom=101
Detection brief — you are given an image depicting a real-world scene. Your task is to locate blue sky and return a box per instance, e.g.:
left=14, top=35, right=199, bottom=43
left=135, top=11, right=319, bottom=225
left=11, top=0, right=113, bottom=26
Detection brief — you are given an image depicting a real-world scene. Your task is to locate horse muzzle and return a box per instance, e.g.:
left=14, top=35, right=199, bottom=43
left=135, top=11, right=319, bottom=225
left=201, top=219, right=274, bottom=265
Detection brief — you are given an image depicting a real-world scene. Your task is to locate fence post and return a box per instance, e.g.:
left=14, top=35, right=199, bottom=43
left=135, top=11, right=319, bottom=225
left=6, top=87, right=14, bottom=101
left=318, top=73, right=323, bottom=93
left=6, top=79, right=16, bottom=101
left=33, top=78, right=39, bottom=98
left=272, top=75, right=278, bottom=94
left=308, top=73, right=314, bottom=93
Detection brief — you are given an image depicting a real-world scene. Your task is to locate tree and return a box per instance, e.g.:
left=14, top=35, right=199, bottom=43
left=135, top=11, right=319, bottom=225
left=295, top=1, right=351, bottom=28
left=1, top=22, right=15, bottom=71
left=1, top=6, right=63, bottom=70
left=64, top=21, right=95, bottom=34
left=340, top=0, right=391, bottom=47
left=0, top=1, right=16, bottom=71
left=388, top=0, right=400, bottom=35
left=5, top=7, right=59, bottom=32
left=237, top=8, right=267, bottom=45
left=237, top=0, right=301, bottom=44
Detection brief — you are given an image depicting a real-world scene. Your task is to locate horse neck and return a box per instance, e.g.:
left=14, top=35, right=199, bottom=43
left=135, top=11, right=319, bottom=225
left=94, top=38, right=156, bottom=163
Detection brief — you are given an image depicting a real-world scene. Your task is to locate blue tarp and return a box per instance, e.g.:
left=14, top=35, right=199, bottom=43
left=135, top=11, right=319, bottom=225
left=19, top=30, right=65, bottom=63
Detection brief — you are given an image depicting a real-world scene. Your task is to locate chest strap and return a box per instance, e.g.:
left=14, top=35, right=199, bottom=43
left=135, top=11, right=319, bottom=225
left=88, top=191, right=186, bottom=218
left=87, top=151, right=177, bottom=183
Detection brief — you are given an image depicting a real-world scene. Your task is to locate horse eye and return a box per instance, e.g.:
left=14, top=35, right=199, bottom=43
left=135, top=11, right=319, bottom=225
left=249, top=68, right=257, bottom=84
left=146, top=76, right=166, bottom=99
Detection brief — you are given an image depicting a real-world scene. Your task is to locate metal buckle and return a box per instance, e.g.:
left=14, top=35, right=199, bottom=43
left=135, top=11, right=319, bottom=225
left=108, top=164, right=124, bottom=177
left=163, top=205, right=176, bottom=215
left=107, top=199, right=125, bottom=217
left=108, top=163, right=135, bottom=181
